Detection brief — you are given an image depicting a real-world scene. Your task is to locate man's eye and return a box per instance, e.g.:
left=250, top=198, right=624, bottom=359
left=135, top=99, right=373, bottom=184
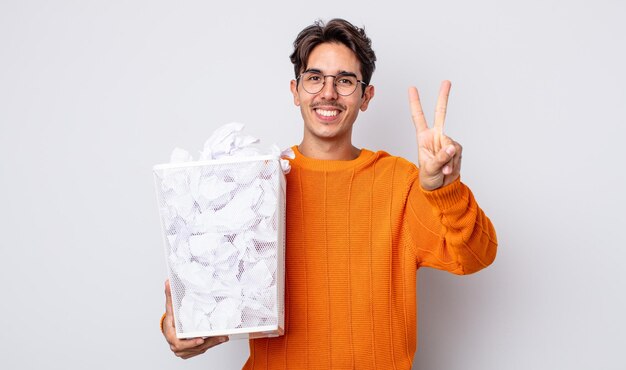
left=337, top=78, right=355, bottom=86
left=307, top=74, right=322, bottom=82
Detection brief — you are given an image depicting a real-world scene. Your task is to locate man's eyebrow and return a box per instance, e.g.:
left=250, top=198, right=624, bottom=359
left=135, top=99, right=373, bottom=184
left=303, top=68, right=358, bottom=77
left=336, top=70, right=358, bottom=77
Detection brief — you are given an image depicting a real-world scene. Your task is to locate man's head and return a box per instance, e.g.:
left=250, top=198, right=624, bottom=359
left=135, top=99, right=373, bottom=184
left=290, top=18, right=377, bottom=91
left=289, top=19, right=377, bottom=150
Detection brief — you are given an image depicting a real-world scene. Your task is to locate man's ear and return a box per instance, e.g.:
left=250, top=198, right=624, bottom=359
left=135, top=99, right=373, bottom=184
left=360, top=85, right=375, bottom=111
left=290, top=80, right=300, bottom=106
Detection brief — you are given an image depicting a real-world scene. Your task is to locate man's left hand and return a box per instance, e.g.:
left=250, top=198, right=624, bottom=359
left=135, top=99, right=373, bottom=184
left=408, top=80, right=463, bottom=191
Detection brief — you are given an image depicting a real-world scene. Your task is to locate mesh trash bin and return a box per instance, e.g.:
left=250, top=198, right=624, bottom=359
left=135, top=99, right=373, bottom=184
left=154, top=155, right=286, bottom=339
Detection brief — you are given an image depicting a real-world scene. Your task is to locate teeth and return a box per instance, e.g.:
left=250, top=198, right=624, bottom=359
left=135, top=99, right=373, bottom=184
left=316, top=109, right=338, bottom=117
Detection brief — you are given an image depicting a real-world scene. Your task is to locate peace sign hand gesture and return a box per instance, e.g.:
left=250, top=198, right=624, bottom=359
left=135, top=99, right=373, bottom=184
left=409, top=81, right=463, bottom=191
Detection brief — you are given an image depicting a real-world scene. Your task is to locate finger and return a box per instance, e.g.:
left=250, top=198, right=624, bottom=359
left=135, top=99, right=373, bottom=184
left=408, top=87, right=428, bottom=133
left=440, top=134, right=455, bottom=162
left=433, top=144, right=456, bottom=172
left=433, top=80, right=452, bottom=134
left=170, top=336, right=206, bottom=353
left=163, top=280, right=180, bottom=340
left=165, top=280, right=173, bottom=317
left=196, top=336, right=229, bottom=351
left=450, top=142, right=462, bottom=176
left=442, top=159, right=454, bottom=175
left=173, top=336, right=228, bottom=359
left=443, top=142, right=462, bottom=177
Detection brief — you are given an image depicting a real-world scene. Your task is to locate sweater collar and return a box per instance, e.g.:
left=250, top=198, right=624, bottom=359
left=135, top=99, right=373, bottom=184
left=290, top=145, right=376, bottom=171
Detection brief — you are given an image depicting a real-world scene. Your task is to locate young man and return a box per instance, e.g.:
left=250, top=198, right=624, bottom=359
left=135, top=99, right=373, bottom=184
left=162, top=18, right=497, bottom=369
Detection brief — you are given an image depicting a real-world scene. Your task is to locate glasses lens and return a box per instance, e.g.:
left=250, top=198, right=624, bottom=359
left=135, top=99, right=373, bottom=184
left=334, top=74, right=358, bottom=96
left=301, top=72, right=324, bottom=94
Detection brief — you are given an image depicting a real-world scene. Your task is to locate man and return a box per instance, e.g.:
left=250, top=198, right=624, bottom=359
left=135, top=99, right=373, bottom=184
left=162, top=18, right=497, bottom=369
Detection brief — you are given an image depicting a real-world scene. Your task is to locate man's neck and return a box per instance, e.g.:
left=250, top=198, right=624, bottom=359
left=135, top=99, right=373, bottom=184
left=297, top=140, right=361, bottom=161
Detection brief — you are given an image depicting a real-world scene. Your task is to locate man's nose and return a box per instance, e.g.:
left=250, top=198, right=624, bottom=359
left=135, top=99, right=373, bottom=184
left=319, top=76, right=338, bottom=99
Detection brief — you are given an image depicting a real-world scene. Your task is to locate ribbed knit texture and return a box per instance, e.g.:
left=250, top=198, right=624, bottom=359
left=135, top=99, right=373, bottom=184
left=242, top=146, right=497, bottom=370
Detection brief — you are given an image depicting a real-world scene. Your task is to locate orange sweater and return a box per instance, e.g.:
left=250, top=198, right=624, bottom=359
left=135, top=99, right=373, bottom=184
left=242, top=147, right=497, bottom=369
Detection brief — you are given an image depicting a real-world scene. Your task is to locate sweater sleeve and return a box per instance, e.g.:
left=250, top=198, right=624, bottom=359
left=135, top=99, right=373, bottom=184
left=403, top=169, right=497, bottom=275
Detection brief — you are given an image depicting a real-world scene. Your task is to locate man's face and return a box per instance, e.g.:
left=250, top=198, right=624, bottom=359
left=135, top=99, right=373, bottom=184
left=290, top=42, right=374, bottom=145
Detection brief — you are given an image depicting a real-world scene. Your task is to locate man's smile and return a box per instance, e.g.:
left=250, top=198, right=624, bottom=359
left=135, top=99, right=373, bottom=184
left=315, top=108, right=339, bottom=117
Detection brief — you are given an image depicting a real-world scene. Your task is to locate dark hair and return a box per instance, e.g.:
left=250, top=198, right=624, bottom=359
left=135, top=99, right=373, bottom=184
left=290, top=18, right=377, bottom=89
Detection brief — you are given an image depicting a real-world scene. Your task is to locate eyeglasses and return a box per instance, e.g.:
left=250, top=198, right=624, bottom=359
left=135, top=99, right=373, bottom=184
left=297, top=70, right=367, bottom=96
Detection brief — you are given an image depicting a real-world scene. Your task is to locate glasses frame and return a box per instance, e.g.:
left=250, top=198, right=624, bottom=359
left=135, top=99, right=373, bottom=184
left=297, top=70, right=368, bottom=96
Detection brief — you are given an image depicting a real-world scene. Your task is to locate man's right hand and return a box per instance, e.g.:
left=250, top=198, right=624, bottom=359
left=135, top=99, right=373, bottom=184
left=163, top=280, right=229, bottom=359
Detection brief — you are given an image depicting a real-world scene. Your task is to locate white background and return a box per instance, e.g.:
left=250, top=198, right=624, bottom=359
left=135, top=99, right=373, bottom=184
left=1, top=1, right=625, bottom=369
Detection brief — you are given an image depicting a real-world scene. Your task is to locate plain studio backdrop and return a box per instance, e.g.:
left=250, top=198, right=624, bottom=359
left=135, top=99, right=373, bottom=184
left=1, top=1, right=625, bottom=369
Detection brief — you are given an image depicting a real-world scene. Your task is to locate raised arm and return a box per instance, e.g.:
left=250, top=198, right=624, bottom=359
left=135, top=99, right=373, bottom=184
left=405, top=81, right=497, bottom=274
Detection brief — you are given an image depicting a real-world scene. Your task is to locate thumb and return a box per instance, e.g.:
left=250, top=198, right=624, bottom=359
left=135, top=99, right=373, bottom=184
left=165, top=279, right=174, bottom=319
left=427, top=145, right=456, bottom=173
